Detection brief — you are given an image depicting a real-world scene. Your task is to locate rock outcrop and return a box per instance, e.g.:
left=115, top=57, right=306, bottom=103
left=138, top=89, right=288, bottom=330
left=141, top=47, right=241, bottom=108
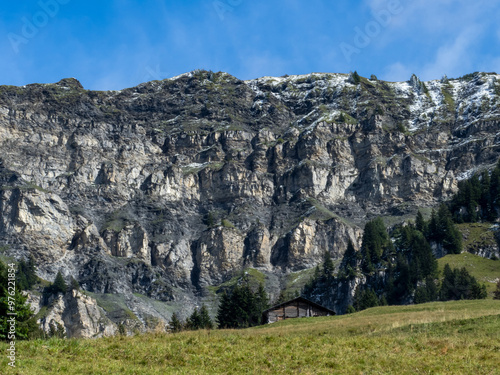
left=35, top=290, right=117, bottom=338
left=1, top=71, right=499, bottom=335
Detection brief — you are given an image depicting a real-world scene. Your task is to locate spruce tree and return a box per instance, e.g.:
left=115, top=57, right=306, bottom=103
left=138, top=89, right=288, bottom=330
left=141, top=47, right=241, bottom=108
left=352, top=71, right=361, bottom=84
left=386, top=254, right=411, bottom=304
left=414, top=276, right=438, bottom=304
left=340, top=240, right=358, bottom=278
left=216, top=292, right=233, bottom=329
left=415, top=210, right=426, bottom=234
left=16, top=262, right=29, bottom=291
left=254, top=283, right=269, bottom=325
left=186, top=307, right=202, bottom=330
left=216, top=283, right=268, bottom=329
left=440, top=265, right=487, bottom=301
left=428, top=209, right=438, bottom=241
left=480, top=170, right=492, bottom=219
left=490, top=162, right=500, bottom=217
left=440, top=264, right=455, bottom=300
left=169, top=312, right=183, bottom=333
left=51, top=271, right=68, bottom=294
left=16, top=256, right=38, bottom=291
left=231, top=285, right=252, bottom=328
left=361, top=218, right=388, bottom=273
left=410, top=231, right=437, bottom=280
left=346, top=305, right=356, bottom=314
left=199, top=304, right=214, bottom=330
left=437, top=204, right=462, bottom=254
left=70, top=277, right=80, bottom=291
left=493, top=280, right=500, bottom=300
left=322, top=251, right=334, bottom=279
left=354, top=287, right=379, bottom=312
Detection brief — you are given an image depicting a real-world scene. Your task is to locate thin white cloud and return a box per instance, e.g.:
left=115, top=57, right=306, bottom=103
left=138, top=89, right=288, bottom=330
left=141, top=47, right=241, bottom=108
left=366, top=0, right=496, bottom=36
left=420, top=27, right=480, bottom=80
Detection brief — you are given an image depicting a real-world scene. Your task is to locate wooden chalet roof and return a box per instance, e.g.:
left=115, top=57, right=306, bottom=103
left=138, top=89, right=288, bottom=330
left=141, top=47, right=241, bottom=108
left=262, top=296, right=335, bottom=315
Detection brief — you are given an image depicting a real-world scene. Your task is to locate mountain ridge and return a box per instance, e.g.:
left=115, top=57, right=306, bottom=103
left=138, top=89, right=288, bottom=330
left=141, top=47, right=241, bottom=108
left=0, top=70, right=499, bottom=336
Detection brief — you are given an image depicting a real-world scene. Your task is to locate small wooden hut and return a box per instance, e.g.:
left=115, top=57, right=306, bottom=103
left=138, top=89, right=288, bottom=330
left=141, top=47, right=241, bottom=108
left=262, top=297, right=335, bottom=324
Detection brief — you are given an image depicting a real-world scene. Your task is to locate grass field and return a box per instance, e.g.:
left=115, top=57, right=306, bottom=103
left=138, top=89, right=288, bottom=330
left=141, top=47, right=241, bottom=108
left=457, top=223, right=498, bottom=253
left=437, top=253, right=500, bottom=295
left=1, top=300, right=499, bottom=374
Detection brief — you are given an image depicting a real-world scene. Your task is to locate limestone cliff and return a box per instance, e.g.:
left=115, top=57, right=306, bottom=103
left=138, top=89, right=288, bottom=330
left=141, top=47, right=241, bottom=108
left=1, top=71, right=499, bottom=335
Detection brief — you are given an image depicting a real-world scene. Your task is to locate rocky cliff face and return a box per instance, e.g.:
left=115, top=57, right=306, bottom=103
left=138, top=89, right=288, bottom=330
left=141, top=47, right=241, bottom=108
left=1, top=71, right=499, bottom=334
left=30, top=290, right=117, bottom=338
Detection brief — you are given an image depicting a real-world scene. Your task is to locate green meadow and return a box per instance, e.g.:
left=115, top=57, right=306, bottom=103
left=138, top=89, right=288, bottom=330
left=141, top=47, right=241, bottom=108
left=437, top=252, right=500, bottom=295
left=1, top=299, right=499, bottom=375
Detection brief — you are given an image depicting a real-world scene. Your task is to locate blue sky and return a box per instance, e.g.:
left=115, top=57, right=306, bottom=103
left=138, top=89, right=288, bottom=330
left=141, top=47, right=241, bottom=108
left=1, top=0, right=500, bottom=90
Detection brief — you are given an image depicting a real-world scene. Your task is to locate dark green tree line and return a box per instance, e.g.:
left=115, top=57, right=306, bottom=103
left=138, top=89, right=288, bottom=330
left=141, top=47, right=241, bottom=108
left=440, top=264, right=487, bottom=300
left=360, top=218, right=391, bottom=273
left=185, top=304, right=214, bottom=330
left=451, top=158, right=500, bottom=222
left=427, top=205, right=462, bottom=254
left=216, top=283, right=269, bottom=329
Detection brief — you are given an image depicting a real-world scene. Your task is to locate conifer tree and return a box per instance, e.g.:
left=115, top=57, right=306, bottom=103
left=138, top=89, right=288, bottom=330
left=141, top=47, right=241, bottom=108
left=186, top=307, right=202, bottom=330
left=70, top=277, right=80, bottom=291
left=199, top=304, right=214, bottom=330
left=169, top=312, right=183, bottom=333
left=437, top=204, right=462, bottom=254
left=361, top=217, right=388, bottom=273
left=353, top=287, right=379, bottom=312
left=216, top=292, right=233, bottom=329
left=480, top=170, right=492, bottom=219
left=254, top=283, right=269, bottom=324
left=340, top=240, right=358, bottom=278
left=415, top=210, right=426, bottom=234
left=440, top=263, right=454, bottom=300
left=490, top=161, right=500, bottom=217
left=440, top=264, right=487, bottom=300
left=16, top=256, right=38, bottom=291
left=50, top=271, right=68, bottom=294
left=386, top=254, right=411, bottom=304
left=351, top=71, right=361, bottom=84
left=410, top=231, right=437, bottom=281
left=346, top=305, right=356, bottom=314
left=493, top=280, right=500, bottom=300
left=322, top=251, right=334, bottom=279
left=428, top=209, right=438, bottom=240
left=216, top=283, right=269, bottom=329
left=414, top=276, right=438, bottom=304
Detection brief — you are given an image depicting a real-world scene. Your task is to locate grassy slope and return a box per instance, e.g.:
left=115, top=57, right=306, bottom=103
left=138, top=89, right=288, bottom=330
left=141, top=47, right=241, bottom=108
left=437, top=253, right=500, bottom=295
left=457, top=222, right=498, bottom=253
left=2, top=300, right=499, bottom=375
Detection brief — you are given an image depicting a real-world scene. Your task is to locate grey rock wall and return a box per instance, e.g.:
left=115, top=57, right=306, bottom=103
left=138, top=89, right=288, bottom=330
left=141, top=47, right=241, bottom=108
left=1, top=71, right=499, bottom=335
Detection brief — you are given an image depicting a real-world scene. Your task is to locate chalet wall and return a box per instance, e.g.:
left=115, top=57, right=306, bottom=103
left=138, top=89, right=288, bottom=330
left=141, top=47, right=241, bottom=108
left=264, top=299, right=332, bottom=323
